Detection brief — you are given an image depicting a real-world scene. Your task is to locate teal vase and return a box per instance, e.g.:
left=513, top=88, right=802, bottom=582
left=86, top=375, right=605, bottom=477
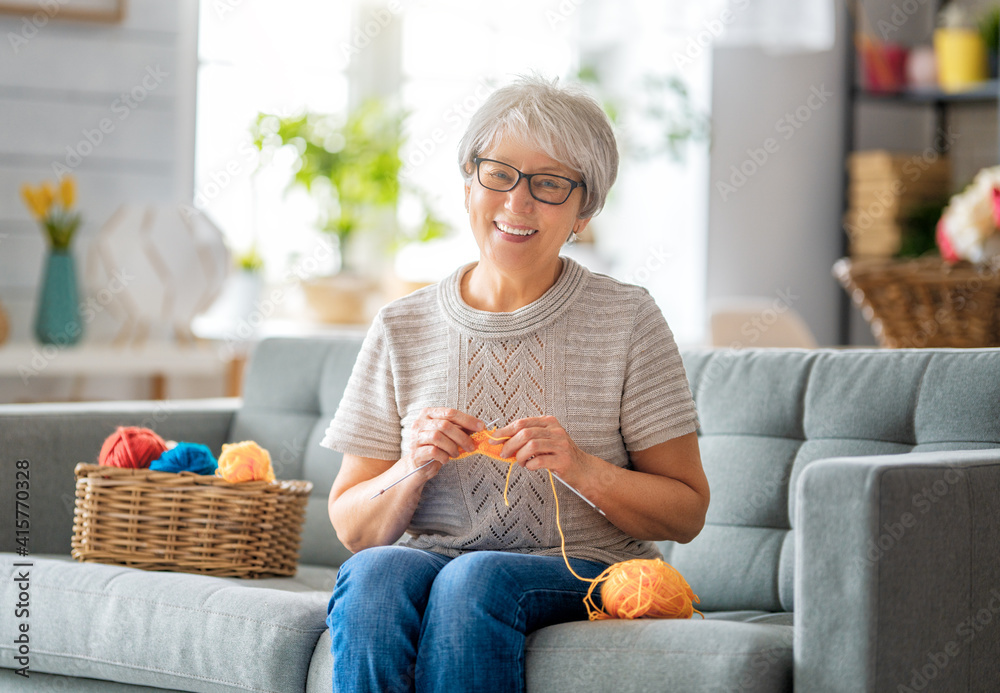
left=34, top=248, right=82, bottom=346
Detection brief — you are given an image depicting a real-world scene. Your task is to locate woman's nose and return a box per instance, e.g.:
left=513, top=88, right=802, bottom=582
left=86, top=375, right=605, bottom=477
left=504, top=178, right=535, bottom=213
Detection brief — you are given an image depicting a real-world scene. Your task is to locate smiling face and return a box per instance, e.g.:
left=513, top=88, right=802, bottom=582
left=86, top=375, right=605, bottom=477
left=464, top=139, right=591, bottom=280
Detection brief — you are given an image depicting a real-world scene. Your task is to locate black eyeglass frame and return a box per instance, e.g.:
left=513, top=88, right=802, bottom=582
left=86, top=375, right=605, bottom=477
left=473, top=157, right=586, bottom=206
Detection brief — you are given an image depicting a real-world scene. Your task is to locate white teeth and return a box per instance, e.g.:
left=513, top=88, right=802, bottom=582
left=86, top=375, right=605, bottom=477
left=496, top=221, right=536, bottom=236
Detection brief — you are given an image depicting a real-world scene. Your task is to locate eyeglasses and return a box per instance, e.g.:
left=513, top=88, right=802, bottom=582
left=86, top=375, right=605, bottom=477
left=473, top=157, right=585, bottom=206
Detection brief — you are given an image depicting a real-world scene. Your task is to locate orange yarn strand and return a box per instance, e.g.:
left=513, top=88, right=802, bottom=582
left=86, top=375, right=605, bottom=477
left=458, top=426, right=702, bottom=620
left=545, top=460, right=702, bottom=621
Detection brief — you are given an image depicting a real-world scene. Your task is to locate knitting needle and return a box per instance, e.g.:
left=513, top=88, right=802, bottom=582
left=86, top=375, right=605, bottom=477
left=552, top=472, right=607, bottom=517
left=368, top=458, right=436, bottom=499
left=488, top=415, right=605, bottom=517
left=370, top=418, right=500, bottom=500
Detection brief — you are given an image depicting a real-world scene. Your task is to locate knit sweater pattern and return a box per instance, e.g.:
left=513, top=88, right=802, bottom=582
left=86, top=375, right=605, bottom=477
left=321, top=257, right=699, bottom=565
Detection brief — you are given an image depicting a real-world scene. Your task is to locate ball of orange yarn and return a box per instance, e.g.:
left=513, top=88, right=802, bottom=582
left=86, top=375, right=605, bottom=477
left=216, top=441, right=275, bottom=483
left=98, top=426, right=168, bottom=469
left=592, top=559, right=701, bottom=620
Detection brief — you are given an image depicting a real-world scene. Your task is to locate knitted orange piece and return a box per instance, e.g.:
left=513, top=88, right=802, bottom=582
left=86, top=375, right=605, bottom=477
left=453, top=429, right=518, bottom=505
left=453, top=429, right=514, bottom=463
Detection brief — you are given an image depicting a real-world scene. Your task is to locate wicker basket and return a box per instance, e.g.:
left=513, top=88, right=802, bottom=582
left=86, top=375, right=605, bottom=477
left=833, top=257, right=1000, bottom=348
left=71, top=463, right=313, bottom=578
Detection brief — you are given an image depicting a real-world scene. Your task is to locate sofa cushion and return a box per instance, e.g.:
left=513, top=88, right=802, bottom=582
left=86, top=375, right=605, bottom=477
left=303, top=614, right=794, bottom=693
left=0, top=556, right=333, bottom=693
left=524, top=619, right=793, bottom=693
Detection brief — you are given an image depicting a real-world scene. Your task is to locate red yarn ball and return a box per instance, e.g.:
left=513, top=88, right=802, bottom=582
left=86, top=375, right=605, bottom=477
left=98, top=426, right=168, bottom=469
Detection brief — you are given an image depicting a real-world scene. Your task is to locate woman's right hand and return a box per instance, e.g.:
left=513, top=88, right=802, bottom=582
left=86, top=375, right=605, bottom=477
left=406, top=407, right=485, bottom=477
left=328, top=408, right=484, bottom=552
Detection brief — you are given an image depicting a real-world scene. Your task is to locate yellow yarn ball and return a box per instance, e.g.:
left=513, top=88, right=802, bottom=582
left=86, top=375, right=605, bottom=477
left=591, top=559, right=700, bottom=620
left=216, top=441, right=275, bottom=483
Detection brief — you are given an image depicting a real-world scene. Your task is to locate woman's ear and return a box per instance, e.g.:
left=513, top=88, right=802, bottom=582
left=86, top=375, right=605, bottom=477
left=572, top=217, right=591, bottom=235
left=464, top=183, right=471, bottom=212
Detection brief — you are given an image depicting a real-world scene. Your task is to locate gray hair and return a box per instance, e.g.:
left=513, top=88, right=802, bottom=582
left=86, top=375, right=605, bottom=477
left=457, top=75, right=618, bottom=219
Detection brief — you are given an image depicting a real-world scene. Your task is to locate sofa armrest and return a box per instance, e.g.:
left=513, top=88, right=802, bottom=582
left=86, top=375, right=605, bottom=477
left=795, top=448, right=1000, bottom=693
left=0, top=398, right=239, bottom=555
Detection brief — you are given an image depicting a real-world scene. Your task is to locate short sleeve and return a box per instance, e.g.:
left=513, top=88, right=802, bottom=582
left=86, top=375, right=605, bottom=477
left=320, top=314, right=403, bottom=460
left=620, top=295, right=699, bottom=452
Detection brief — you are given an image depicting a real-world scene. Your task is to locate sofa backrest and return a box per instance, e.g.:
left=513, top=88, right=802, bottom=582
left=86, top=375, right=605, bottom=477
left=237, top=338, right=1000, bottom=610
left=230, top=334, right=364, bottom=567
left=665, top=348, right=1000, bottom=613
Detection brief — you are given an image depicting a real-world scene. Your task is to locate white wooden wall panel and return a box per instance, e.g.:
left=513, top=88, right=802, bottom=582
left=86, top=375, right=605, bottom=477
left=0, top=98, right=177, bottom=161
left=0, top=33, right=181, bottom=96
left=0, top=0, right=197, bottom=353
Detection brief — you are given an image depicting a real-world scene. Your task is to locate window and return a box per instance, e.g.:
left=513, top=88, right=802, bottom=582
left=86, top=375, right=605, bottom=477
left=195, top=0, right=708, bottom=343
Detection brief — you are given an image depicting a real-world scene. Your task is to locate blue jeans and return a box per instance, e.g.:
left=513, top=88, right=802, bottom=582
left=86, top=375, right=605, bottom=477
left=326, top=546, right=608, bottom=693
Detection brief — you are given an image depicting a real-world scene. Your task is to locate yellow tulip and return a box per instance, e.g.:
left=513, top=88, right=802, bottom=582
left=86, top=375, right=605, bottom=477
left=20, top=184, right=46, bottom=220
left=39, top=182, right=55, bottom=216
left=59, top=176, right=76, bottom=209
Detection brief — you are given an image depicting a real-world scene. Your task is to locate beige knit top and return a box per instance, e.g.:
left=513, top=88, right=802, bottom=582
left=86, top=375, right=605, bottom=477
left=321, top=257, right=699, bottom=565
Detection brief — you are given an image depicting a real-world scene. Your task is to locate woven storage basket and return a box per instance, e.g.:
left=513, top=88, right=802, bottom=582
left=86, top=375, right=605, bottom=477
left=71, top=463, right=312, bottom=578
left=833, top=257, right=1000, bottom=348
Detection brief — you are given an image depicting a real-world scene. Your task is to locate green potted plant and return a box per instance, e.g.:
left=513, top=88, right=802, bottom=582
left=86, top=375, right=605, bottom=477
left=251, top=99, right=447, bottom=322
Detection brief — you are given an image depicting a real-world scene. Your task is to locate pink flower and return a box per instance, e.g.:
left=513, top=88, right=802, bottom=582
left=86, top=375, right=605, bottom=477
left=936, top=217, right=960, bottom=264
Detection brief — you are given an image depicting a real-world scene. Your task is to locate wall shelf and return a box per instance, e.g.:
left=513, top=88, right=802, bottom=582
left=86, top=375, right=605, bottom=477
left=855, top=79, right=999, bottom=104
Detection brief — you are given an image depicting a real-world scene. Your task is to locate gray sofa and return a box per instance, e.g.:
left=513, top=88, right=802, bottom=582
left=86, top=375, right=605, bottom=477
left=2, top=337, right=1000, bottom=692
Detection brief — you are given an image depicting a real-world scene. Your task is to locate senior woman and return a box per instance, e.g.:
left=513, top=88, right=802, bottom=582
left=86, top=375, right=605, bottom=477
left=322, top=75, right=709, bottom=693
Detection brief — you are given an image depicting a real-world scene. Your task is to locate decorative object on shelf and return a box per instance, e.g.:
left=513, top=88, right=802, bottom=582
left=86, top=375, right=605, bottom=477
left=936, top=165, right=1000, bottom=264
left=21, top=176, right=84, bottom=346
left=935, top=3, right=988, bottom=91
left=834, top=256, right=1000, bottom=348
left=905, top=44, right=938, bottom=88
left=858, top=35, right=908, bottom=93
left=979, top=4, right=1000, bottom=79
left=191, top=247, right=265, bottom=341
left=844, top=150, right=951, bottom=257
left=87, top=204, right=230, bottom=345
left=0, top=298, right=8, bottom=344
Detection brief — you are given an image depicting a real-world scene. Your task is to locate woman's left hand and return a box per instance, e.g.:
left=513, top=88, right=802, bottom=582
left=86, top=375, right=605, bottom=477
left=496, top=416, right=593, bottom=477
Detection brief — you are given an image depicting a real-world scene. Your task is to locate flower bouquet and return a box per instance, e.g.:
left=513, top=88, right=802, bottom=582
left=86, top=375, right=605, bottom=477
left=936, top=165, right=1000, bottom=265
left=21, top=176, right=81, bottom=250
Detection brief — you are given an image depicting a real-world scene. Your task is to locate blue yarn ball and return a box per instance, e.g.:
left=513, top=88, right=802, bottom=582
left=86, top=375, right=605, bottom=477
left=150, top=442, right=218, bottom=475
